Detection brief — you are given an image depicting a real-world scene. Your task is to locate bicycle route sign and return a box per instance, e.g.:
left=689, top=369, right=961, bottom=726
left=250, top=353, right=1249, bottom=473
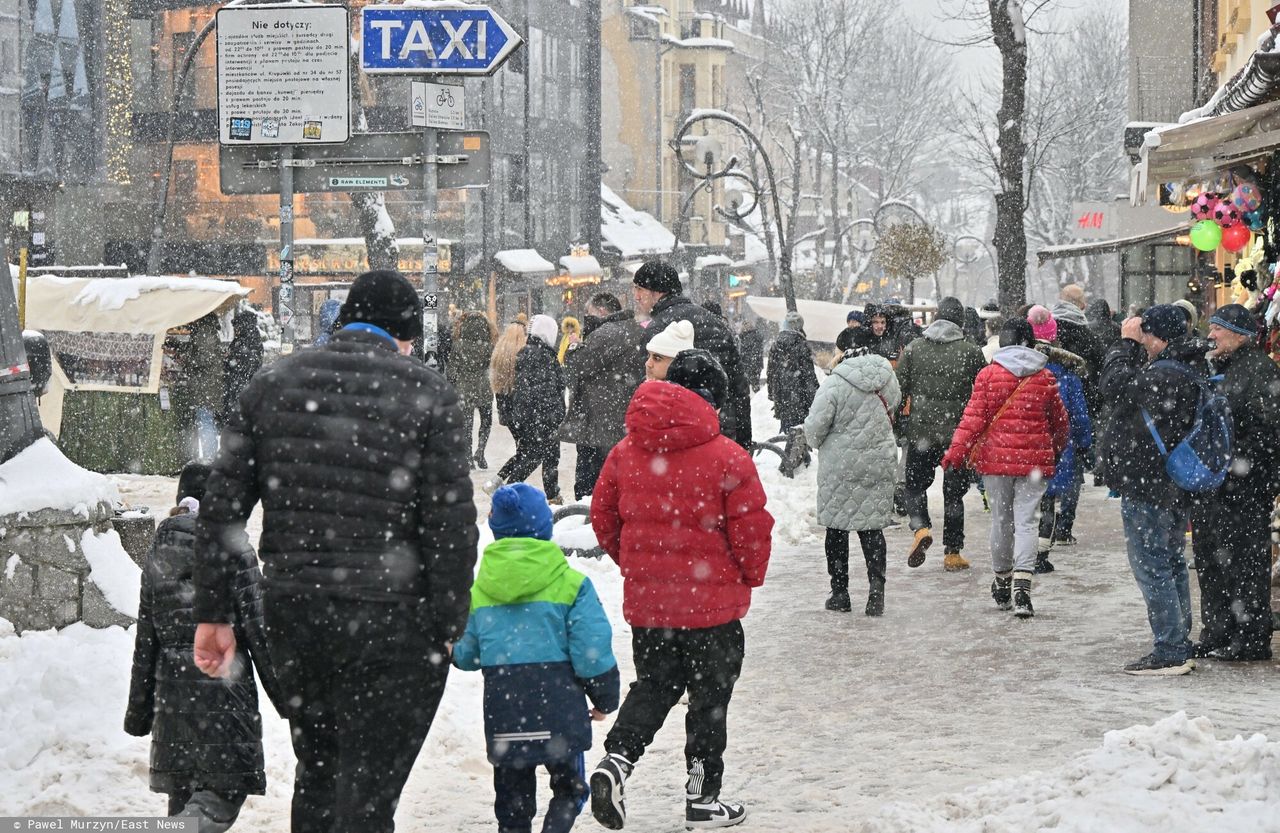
left=361, top=4, right=523, bottom=75
left=411, top=80, right=464, bottom=129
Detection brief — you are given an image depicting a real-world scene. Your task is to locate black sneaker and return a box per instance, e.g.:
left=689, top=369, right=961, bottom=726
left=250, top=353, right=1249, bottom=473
left=685, top=795, right=747, bottom=830
left=1012, top=577, right=1034, bottom=618
left=1190, top=641, right=1223, bottom=659
left=590, top=753, right=633, bottom=829
left=1052, top=532, right=1077, bottom=547
left=824, top=591, right=851, bottom=613
left=991, top=575, right=1012, bottom=611
left=1034, top=552, right=1055, bottom=574
left=1123, top=653, right=1193, bottom=676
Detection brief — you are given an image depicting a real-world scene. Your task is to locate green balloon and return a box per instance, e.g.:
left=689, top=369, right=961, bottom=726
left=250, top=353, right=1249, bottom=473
left=1190, top=220, right=1222, bottom=252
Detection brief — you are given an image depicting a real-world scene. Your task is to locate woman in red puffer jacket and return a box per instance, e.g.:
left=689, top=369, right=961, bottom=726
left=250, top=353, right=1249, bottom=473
left=589, top=350, right=772, bottom=829
left=943, top=319, right=1068, bottom=619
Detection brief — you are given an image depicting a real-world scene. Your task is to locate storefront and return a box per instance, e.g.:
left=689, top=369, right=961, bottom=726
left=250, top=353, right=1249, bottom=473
left=492, top=249, right=556, bottom=324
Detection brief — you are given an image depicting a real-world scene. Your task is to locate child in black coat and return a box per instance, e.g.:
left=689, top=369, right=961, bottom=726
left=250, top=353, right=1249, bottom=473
left=125, top=463, right=282, bottom=831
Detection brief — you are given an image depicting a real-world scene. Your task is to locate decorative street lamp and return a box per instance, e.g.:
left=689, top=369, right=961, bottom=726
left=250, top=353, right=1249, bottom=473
left=669, top=111, right=796, bottom=312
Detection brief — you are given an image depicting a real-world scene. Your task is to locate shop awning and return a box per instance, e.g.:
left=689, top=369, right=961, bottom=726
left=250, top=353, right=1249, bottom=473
left=559, top=254, right=602, bottom=278
left=495, top=249, right=555, bottom=275
left=694, top=254, right=733, bottom=270
left=1133, top=100, right=1280, bottom=203
left=600, top=184, right=676, bottom=260
left=1036, top=225, right=1187, bottom=264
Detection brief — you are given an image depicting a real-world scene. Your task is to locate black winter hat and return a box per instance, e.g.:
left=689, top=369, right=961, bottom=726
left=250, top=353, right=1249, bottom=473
left=666, top=348, right=728, bottom=409
left=936, top=296, right=965, bottom=326
left=1140, top=304, right=1187, bottom=343
left=177, top=462, right=213, bottom=504
left=998, top=318, right=1036, bottom=348
left=633, top=260, right=682, bottom=295
left=842, top=326, right=878, bottom=355
left=336, top=270, right=423, bottom=341
left=1209, top=304, right=1257, bottom=337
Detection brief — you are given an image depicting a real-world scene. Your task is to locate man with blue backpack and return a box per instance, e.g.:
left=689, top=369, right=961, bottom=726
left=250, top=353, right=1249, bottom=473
left=1190, top=304, right=1280, bottom=662
left=1099, top=304, right=1224, bottom=676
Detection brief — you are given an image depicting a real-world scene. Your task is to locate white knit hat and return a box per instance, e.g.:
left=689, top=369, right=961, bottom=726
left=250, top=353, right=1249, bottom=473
left=646, top=320, right=696, bottom=358
left=528, top=314, right=558, bottom=347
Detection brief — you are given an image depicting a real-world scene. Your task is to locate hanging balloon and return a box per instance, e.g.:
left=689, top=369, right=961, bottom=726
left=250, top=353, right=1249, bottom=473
left=1231, top=182, right=1262, bottom=213
left=1245, top=209, right=1265, bottom=231
left=1190, top=192, right=1221, bottom=222
left=1214, top=202, right=1242, bottom=228
left=1189, top=219, right=1223, bottom=251
left=1222, top=224, right=1251, bottom=252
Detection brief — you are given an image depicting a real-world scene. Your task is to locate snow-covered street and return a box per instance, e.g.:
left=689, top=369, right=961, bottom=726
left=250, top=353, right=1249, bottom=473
left=4, top=392, right=1280, bottom=832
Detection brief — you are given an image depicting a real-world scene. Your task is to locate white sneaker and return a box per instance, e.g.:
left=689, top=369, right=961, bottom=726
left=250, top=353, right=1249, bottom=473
left=481, top=476, right=505, bottom=496
left=686, top=795, right=747, bottom=829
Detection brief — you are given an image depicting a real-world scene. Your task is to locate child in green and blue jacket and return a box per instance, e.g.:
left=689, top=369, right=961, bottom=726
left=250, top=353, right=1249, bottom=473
left=454, top=483, right=619, bottom=833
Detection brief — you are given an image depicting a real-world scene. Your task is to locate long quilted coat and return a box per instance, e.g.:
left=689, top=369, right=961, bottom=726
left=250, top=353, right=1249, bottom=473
left=803, top=352, right=902, bottom=531
left=591, top=380, right=774, bottom=629
left=943, top=345, right=1070, bottom=478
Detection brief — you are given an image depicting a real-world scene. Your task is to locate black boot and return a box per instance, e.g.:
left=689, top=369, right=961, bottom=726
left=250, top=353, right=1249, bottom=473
left=1034, top=550, right=1055, bottom=574
left=865, top=579, right=884, bottom=616
left=1013, top=572, right=1034, bottom=618
left=825, top=530, right=851, bottom=612
left=825, top=589, right=851, bottom=612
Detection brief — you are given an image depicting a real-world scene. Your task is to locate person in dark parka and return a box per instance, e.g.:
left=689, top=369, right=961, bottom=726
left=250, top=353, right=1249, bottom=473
left=560, top=292, right=648, bottom=499
left=127, top=463, right=282, bottom=830
left=492, top=313, right=567, bottom=502
left=193, top=270, right=478, bottom=833
left=223, top=307, right=264, bottom=424
left=738, top=319, right=766, bottom=392
left=1190, top=305, right=1280, bottom=661
left=766, top=311, right=819, bottom=433
left=448, top=311, right=496, bottom=470
left=1086, top=299, right=1122, bottom=349
left=632, top=260, right=753, bottom=449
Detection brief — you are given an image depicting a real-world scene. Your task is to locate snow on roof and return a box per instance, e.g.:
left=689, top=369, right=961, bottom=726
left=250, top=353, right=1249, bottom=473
left=600, top=183, right=676, bottom=259
left=495, top=249, right=555, bottom=274
left=34, top=275, right=249, bottom=313
left=559, top=255, right=602, bottom=277
left=695, top=254, right=733, bottom=270
left=663, top=34, right=735, bottom=50
left=0, top=437, right=119, bottom=518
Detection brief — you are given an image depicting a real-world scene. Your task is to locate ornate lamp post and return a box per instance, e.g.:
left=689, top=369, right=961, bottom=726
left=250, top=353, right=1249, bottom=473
left=669, top=111, right=796, bottom=312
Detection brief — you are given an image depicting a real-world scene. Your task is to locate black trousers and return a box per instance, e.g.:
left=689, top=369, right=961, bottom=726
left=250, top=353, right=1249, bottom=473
left=263, top=593, right=451, bottom=833
left=492, top=754, right=588, bottom=833
left=604, top=621, right=745, bottom=799
left=1190, top=499, right=1275, bottom=656
left=461, top=402, right=492, bottom=459
left=825, top=528, right=887, bottom=593
left=499, top=433, right=562, bottom=498
left=904, top=443, right=969, bottom=553
left=1038, top=494, right=1057, bottom=543
left=574, top=445, right=609, bottom=501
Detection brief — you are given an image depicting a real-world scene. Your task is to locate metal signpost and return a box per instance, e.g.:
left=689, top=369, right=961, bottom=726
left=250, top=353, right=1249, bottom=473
left=0, top=230, right=42, bottom=464
left=216, top=4, right=351, bottom=352
left=361, top=3, right=520, bottom=365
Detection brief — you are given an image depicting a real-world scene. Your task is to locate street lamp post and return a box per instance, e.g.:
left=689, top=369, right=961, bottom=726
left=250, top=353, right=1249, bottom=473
left=670, top=111, right=796, bottom=312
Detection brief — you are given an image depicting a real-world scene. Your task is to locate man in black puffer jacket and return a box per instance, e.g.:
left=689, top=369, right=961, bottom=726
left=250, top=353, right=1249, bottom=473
left=128, top=463, right=282, bottom=829
left=193, top=270, right=478, bottom=833
left=633, top=260, right=753, bottom=448
left=766, top=311, right=819, bottom=433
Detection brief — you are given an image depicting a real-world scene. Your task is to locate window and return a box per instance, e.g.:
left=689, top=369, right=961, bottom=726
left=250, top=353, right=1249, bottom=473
left=508, top=155, right=526, bottom=204
left=679, top=65, right=696, bottom=118
left=528, top=28, right=543, bottom=118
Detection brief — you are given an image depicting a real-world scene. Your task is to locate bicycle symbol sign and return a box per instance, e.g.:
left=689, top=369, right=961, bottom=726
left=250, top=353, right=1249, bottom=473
left=411, top=80, right=465, bottom=129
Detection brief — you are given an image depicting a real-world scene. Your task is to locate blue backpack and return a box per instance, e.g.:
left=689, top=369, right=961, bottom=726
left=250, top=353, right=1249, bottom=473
left=1141, top=360, right=1233, bottom=493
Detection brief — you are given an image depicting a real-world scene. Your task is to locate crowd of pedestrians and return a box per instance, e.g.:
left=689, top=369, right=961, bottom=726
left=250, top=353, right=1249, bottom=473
left=120, top=262, right=1279, bottom=833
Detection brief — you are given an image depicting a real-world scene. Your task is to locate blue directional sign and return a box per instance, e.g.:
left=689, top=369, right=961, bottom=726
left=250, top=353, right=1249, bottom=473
left=361, top=4, right=523, bottom=75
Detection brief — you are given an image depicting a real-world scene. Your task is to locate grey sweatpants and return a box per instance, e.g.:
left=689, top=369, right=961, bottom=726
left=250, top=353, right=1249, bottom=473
left=984, top=475, right=1046, bottom=574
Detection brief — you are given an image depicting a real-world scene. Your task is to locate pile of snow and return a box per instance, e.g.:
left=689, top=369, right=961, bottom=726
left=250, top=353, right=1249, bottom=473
left=860, top=713, right=1280, bottom=833
left=0, top=438, right=119, bottom=518
left=495, top=249, right=555, bottom=275
left=81, top=528, right=141, bottom=619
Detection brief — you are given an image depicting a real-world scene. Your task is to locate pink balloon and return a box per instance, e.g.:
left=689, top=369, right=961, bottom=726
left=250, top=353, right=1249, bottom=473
left=1191, top=192, right=1221, bottom=221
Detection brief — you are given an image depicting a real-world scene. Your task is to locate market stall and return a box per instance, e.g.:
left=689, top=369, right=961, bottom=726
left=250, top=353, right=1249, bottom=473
left=22, top=274, right=249, bottom=474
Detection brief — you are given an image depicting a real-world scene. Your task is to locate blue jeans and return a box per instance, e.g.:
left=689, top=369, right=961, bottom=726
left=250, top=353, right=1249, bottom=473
left=1120, top=498, right=1192, bottom=662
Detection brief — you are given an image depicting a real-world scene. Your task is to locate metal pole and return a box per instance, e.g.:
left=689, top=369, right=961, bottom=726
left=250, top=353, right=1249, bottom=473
left=17, top=248, right=27, bottom=328
left=422, top=118, right=442, bottom=369
left=278, top=145, right=295, bottom=353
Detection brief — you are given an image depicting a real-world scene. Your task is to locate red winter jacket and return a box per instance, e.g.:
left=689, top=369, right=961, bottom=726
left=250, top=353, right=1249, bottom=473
left=943, top=346, right=1070, bottom=479
left=592, top=381, right=773, bottom=629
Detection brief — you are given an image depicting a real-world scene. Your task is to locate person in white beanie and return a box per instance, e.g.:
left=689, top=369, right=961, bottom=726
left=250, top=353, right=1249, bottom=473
left=487, top=314, right=567, bottom=502
left=644, top=320, right=696, bottom=381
